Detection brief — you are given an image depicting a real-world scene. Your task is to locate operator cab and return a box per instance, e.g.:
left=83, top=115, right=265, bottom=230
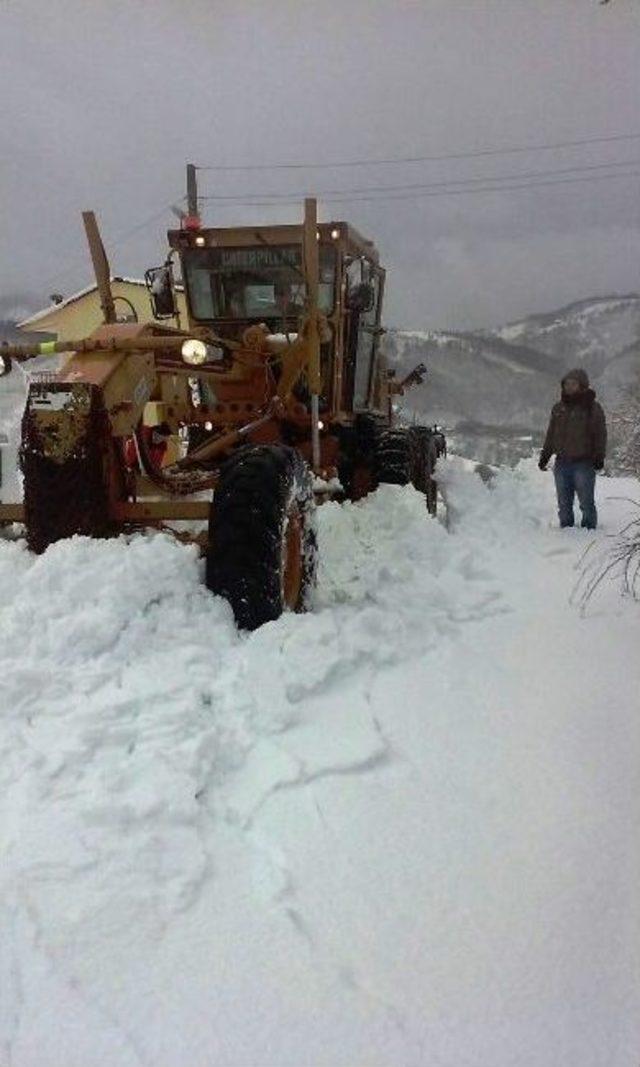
left=150, top=220, right=386, bottom=415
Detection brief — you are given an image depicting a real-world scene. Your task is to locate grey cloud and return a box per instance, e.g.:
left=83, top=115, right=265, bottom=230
left=1, top=0, right=639, bottom=329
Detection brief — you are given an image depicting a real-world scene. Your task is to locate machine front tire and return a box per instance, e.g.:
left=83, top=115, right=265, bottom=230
left=206, top=445, right=317, bottom=631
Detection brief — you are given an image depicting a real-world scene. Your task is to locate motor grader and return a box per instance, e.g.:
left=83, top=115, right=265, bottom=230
left=0, top=184, right=445, bottom=629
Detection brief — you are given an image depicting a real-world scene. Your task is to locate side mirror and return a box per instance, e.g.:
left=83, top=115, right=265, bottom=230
left=145, top=265, right=177, bottom=319
left=347, top=281, right=375, bottom=313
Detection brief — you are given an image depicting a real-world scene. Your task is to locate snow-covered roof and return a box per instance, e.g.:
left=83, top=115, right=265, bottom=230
left=17, top=277, right=149, bottom=328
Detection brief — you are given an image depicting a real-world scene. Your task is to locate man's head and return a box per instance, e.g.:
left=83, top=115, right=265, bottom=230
left=561, top=368, right=590, bottom=396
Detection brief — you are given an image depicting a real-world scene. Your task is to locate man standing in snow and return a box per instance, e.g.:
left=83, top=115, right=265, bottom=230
left=538, top=368, right=607, bottom=530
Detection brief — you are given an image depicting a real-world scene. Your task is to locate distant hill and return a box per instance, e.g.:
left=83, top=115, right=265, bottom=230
left=385, top=294, right=640, bottom=467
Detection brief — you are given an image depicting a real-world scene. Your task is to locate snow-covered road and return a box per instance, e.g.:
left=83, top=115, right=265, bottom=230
left=1, top=460, right=638, bottom=1066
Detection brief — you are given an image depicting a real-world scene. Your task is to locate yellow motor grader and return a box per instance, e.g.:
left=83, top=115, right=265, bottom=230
left=0, top=178, right=445, bottom=629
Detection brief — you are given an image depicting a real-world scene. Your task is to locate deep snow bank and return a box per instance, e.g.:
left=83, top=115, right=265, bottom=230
left=1, top=461, right=639, bottom=1066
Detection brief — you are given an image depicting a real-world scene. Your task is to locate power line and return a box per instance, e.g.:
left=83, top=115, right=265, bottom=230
left=198, top=169, right=640, bottom=209
left=113, top=201, right=182, bottom=247
left=198, top=157, right=640, bottom=202
left=39, top=199, right=181, bottom=294
left=195, top=131, right=640, bottom=172
left=32, top=163, right=639, bottom=297
left=308, top=169, right=640, bottom=205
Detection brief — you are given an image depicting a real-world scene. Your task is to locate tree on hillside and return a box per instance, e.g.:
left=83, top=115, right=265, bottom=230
left=610, top=358, right=640, bottom=477
left=576, top=364, right=640, bottom=608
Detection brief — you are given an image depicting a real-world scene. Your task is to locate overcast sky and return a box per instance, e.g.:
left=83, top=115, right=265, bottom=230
left=1, top=0, right=639, bottom=330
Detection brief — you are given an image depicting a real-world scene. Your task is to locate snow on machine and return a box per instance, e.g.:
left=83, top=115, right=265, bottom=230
left=0, top=168, right=446, bottom=629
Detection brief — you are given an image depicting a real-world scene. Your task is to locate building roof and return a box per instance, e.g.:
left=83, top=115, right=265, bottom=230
left=17, top=277, right=150, bottom=329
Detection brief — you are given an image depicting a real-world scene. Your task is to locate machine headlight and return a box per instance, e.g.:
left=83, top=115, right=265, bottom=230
left=181, top=339, right=208, bottom=365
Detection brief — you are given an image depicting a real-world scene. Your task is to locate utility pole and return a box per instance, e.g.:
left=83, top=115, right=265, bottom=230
left=186, top=163, right=199, bottom=220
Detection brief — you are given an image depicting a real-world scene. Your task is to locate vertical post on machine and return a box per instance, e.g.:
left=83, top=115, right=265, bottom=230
left=303, top=197, right=321, bottom=471
left=82, top=211, right=116, bottom=324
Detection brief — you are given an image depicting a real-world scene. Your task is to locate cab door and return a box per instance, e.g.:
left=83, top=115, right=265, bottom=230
left=351, top=261, right=385, bottom=412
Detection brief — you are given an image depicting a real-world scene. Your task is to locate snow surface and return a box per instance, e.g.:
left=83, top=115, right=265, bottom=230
left=497, top=323, right=526, bottom=343
left=1, top=461, right=639, bottom=1066
left=473, top=349, right=535, bottom=375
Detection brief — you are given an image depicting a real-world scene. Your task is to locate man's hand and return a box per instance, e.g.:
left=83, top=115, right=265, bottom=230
left=538, top=455, right=549, bottom=471
left=594, top=458, right=604, bottom=472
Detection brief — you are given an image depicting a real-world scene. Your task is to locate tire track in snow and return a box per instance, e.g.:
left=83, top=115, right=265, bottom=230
left=210, top=471, right=518, bottom=1033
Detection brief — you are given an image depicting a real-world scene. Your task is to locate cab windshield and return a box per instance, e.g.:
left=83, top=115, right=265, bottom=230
left=183, top=244, right=336, bottom=321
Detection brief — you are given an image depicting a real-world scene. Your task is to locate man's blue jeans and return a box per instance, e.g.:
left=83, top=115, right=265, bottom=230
left=553, top=459, right=597, bottom=529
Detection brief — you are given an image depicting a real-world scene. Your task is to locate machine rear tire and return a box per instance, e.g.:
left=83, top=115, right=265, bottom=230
left=338, top=413, right=383, bottom=501
left=374, top=428, right=412, bottom=486
left=425, top=475, right=438, bottom=517
left=206, top=445, right=317, bottom=630
left=408, top=425, right=439, bottom=517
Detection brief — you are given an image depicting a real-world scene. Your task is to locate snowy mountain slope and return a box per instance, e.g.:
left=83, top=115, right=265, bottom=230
left=1, top=462, right=639, bottom=1066
left=599, top=339, right=640, bottom=400
left=387, top=294, right=640, bottom=467
left=493, top=294, right=640, bottom=379
left=389, top=331, right=556, bottom=447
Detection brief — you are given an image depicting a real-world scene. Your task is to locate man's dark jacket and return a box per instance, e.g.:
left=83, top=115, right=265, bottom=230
left=539, top=368, right=607, bottom=468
